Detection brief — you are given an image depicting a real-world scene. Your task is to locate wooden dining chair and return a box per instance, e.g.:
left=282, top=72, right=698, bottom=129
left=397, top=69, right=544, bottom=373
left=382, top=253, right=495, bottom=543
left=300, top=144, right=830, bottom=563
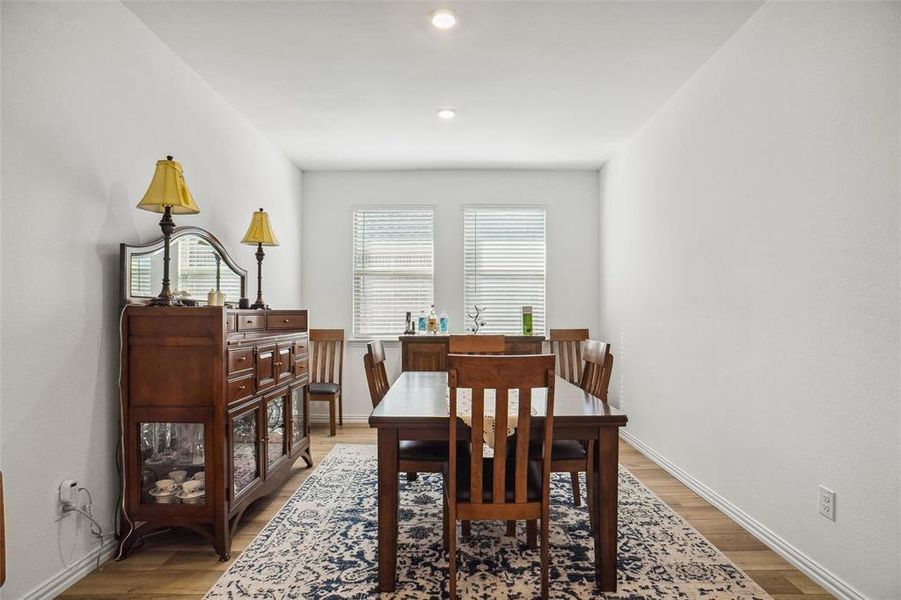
left=448, top=334, right=505, bottom=354
left=580, top=339, right=612, bottom=401
left=308, top=329, right=344, bottom=436
left=364, top=341, right=450, bottom=477
left=549, top=328, right=589, bottom=384
left=446, top=354, right=557, bottom=600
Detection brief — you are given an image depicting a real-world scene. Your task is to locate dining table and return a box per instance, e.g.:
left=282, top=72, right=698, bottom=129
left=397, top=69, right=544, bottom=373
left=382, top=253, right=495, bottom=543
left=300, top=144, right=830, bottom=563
left=368, top=370, right=628, bottom=592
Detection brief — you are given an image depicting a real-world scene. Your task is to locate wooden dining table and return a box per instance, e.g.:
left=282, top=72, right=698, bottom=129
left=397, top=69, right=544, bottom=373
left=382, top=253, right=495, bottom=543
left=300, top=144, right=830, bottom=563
left=368, top=370, right=628, bottom=593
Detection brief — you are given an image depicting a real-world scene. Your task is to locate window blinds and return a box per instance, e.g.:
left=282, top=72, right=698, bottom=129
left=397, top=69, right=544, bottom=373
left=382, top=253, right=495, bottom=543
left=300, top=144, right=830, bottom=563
left=463, top=207, right=547, bottom=335
left=353, top=208, right=435, bottom=337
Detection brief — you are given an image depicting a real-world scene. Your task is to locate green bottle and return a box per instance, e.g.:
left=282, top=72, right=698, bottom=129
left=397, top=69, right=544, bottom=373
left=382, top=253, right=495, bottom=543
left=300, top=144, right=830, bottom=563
left=522, top=305, right=533, bottom=335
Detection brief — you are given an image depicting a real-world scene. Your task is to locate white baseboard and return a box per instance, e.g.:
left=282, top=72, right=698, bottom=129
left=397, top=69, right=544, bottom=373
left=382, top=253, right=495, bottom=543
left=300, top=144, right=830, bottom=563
left=620, top=430, right=867, bottom=600
left=23, top=537, right=118, bottom=600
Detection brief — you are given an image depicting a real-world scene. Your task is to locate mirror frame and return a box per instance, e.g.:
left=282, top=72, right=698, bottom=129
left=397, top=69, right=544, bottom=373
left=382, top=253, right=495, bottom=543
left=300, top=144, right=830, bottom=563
left=120, top=226, right=248, bottom=306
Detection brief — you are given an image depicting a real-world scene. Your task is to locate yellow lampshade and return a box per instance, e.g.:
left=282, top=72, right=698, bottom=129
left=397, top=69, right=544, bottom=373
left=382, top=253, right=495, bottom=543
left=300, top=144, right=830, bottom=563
left=136, top=156, right=200, bottom=214
left=241, top=208, right=279, bottom=246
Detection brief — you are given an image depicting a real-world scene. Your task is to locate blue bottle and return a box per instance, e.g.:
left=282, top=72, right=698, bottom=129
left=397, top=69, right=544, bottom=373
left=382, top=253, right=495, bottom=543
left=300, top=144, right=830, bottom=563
left=439, top=311, right=449, bottom=334
left=418, top=310, right=427, bottom=334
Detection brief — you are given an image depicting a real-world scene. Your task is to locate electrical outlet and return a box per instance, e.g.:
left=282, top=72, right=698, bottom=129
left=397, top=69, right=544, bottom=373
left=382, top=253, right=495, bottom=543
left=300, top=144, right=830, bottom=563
left=59, top=479, right=79, bottom=509
left=818, top=485, right=835, bottom=521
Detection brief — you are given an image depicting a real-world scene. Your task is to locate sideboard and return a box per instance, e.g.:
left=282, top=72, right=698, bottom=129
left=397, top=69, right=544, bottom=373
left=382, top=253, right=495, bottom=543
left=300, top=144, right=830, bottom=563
left=117, top=306, right=311, bottom=561
left=399, top=334, right=545, bottom=371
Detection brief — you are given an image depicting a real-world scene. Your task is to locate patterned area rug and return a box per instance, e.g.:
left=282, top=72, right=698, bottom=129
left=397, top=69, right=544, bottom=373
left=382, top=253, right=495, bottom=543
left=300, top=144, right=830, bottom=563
left=206, top=444, right=769, bottom=599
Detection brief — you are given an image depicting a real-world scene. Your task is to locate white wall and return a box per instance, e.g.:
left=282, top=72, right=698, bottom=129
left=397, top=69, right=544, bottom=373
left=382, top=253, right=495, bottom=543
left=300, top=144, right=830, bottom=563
left=302, top=170, right=599, bottom=421
left=1, top=3, right=303, bottom=597
left=599, top=2, right=900, bottom=599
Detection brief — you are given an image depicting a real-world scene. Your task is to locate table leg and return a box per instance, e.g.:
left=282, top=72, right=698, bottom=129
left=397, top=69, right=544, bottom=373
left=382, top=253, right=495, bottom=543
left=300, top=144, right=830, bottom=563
left=378, top=427, right=399, bottom=592
left=593, top=426, right=619, bottom=591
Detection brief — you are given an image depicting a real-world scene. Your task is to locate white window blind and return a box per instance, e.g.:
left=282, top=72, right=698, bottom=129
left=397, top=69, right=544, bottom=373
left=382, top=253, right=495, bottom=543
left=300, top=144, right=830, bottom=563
left=353, top=208, right=434, bottom=338
left=463, top=207, right=546, bottom=335
left=176, top=238, right=242, bottom=300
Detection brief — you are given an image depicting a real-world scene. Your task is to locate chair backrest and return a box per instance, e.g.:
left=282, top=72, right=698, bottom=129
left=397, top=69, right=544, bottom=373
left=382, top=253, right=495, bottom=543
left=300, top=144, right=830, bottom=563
left=447, top=354, right=556, bottom=509
left=549, top=328, right=589, bottom=384
left=363, top=340, right=390, bottom=408
left=448, top=334, right=505, bottom=354
left=309, top=329, right=345, bottom=385
left=579, top=339, right=610, bottom=401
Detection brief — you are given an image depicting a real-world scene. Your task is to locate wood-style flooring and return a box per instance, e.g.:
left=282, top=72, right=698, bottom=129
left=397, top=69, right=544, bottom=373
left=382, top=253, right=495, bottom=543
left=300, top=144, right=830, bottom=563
left=61, top=425, right=833, bottom=599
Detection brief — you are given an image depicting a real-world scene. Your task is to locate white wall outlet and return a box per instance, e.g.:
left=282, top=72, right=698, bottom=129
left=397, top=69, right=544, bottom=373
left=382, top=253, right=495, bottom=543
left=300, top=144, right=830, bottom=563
left=818, top=485, right=836, bottom=521
left=59, top=479, right=79, bottom=509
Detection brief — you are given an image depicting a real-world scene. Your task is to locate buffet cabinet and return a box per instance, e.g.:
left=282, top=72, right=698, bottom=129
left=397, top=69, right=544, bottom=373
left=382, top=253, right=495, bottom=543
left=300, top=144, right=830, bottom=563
left=117, top=306, right=311, bottom=561
left=399, top=334, right=546, bottom=371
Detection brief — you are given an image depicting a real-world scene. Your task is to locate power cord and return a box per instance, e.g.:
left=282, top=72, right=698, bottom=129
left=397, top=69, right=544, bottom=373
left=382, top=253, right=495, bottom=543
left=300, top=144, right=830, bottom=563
left=60, top=487, right=107, bottom=572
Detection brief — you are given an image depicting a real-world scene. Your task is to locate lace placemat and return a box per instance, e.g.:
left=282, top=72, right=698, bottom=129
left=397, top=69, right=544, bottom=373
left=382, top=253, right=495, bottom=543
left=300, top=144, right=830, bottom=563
left=446, top=388, right=538, bottom=457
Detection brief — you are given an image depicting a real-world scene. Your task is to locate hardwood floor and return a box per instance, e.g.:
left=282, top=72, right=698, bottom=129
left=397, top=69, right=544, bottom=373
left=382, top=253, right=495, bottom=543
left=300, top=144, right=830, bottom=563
left=61, top=424, right=833, bottom=599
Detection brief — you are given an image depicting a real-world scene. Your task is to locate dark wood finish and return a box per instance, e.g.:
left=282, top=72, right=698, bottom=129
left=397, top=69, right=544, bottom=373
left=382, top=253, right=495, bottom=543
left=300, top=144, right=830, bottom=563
left=308, top=328, right=345, bottom=436
left=119, top=226, right=247, bottom=307
left=400, top=335, right=545, bottom=371
left=446, top=355, right=556, bottom=599
left=549, top=328, right=589, bottom=384
left=580, top=340, right=611, bottom=401
left=249, top=241, right=268, bottom=310
left=369, top=371, right=627, bottom=593
left=117, top=306, right=311, bottom=562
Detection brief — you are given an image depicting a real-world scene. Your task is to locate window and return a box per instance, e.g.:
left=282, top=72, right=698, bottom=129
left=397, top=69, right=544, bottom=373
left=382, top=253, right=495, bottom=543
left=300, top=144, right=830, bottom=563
left=353, top=207, right=435, bottom=338
left=463, top=207, right=546, bottom=335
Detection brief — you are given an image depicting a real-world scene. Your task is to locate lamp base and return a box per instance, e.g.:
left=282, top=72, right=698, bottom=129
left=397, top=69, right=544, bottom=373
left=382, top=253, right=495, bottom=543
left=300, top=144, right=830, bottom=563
left=147, top=295, right=188, bottom=307
left=249, top=301, right=269, bottom=310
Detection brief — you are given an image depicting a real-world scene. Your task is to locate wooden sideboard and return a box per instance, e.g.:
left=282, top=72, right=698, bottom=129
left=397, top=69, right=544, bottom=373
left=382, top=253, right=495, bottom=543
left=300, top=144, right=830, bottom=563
left=399, top=334, right=545, bottom=371
left=118, top=306, right=311, bottom=561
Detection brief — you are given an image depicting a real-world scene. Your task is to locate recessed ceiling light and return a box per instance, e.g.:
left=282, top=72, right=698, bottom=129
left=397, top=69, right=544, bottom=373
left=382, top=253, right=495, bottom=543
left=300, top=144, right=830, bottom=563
left=436, top=107, right=456, bottom=119
left=429, top=9, right=457, bottom=30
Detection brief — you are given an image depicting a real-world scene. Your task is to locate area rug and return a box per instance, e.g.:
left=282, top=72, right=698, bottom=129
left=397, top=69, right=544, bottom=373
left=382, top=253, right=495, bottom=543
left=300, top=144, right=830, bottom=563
left=205, top=444, right=769, bottom=599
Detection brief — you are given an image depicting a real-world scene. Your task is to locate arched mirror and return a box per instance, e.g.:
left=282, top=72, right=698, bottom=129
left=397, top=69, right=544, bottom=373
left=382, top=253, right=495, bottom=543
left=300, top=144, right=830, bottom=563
left=120, top=227, right=247, bottom=306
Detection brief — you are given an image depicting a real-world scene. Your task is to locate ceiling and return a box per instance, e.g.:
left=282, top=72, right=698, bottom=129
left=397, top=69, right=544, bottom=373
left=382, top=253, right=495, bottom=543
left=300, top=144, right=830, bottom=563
left=127, top=1, right=762, bottom=170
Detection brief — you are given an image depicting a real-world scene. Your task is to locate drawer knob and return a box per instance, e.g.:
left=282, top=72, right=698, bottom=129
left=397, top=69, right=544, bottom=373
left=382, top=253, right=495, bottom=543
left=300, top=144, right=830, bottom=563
left=283, top=319, right=290, bottom=323
left=239, top=384, right=246, bottom=390
left=239, top=356, right=247, bottom=362
left=247, top=320, right=254, bottom=324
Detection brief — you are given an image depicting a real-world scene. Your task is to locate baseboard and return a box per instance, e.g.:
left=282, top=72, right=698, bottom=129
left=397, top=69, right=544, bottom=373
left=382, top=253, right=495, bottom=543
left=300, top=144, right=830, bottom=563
left=309, top=413, right=371, bottom=425
left=620, top=430, right=867, bottom=600
left=23, top=537, right=118, bottom=599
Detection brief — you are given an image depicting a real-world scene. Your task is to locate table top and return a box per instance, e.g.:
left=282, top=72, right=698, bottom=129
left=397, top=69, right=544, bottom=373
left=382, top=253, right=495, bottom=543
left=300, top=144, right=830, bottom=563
left=369, top=371, right=627, bottom=427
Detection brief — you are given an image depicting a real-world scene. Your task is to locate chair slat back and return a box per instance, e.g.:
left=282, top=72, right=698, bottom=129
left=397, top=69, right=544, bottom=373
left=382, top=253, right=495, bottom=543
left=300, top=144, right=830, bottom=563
left=448, top=354, right=556, bottom=507
left=549, top=328, right=589, bottom=384
left=310, top=329, right=345, bottom=385
left=579, top=339, right=610, bottom=400
left=363, top=340, right=391, bottom=408
left=448, top=335, right=505, bottom=354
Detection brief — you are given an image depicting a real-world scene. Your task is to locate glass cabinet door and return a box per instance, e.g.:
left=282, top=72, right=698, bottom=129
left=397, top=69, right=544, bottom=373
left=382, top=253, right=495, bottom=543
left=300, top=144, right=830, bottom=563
left=230, top=405, right=261, bottom=499
left=266, top=395, right=288, bottom=470
left=290, top=385, right=306, bottom=450
left=139, top=422, right=206, bottom=506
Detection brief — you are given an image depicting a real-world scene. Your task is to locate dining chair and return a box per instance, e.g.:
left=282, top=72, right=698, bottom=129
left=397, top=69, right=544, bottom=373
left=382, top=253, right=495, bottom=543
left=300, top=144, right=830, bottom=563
left=446, top=353, right=556, bottom=600
left=364, top=340, right=450, bottom=477
left=308, top=329, right=344, bottom=436
left=549, top=328, right=589, bottom=384
left=580, top=339, right=612, bottom=401
left=448, top=334, right=505, bottom=354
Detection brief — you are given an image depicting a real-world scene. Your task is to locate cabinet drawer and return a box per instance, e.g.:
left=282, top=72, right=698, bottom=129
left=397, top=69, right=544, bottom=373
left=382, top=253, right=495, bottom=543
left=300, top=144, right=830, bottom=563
left=238, top=314, right=266, bottom=331
left=268, top=313, right=307, bottom=331
left=226, top=313, right=237, bottom=332
left=294, top=359, right=308, bottom=379
left=293, top=339, right=309, bottom=357
left=227, top=373, right=254, bottom=404
left=228, top=348, right=253, bottom=374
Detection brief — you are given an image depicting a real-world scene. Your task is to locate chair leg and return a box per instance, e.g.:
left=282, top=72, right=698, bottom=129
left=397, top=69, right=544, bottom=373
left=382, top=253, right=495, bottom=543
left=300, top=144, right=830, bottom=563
left=328, top=398, right=336, bottom=436
left=462, top=520, right=471, bottom=538
left=570, top=472, right=582, bottom=506
left=448, top=509, right=457, bottom=600
left=506, top=520, right=516, bottom=537
left=540, top=516, right=549, bottom=599
left=405, top=472, right=418, bottom=482
left=526, top=519, right=537, bottom=549
left=586, top=441, right=596, bottom=534
left=338, top=390, right=343, bottom=426
left=443, top=493, right=449, bottom=552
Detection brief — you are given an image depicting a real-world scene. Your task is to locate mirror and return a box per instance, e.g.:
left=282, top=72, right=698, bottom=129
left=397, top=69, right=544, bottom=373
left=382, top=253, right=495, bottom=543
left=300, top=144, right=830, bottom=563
left=121, top=227, right=247, bottom=306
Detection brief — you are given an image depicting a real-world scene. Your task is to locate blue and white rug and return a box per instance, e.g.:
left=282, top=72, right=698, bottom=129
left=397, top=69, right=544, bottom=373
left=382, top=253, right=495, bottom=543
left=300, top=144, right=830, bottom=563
left=205, top=444, right=769, bottom=599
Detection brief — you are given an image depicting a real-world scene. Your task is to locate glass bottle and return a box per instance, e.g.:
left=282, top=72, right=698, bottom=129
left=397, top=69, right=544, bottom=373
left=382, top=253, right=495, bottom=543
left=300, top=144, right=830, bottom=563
left=427, top=304, right=438, bottom=334
left=439, top=311, right=449, bottom=334
left=418, top=310, right=427, bottom=334
left=522, top=305, right=533, bottom=335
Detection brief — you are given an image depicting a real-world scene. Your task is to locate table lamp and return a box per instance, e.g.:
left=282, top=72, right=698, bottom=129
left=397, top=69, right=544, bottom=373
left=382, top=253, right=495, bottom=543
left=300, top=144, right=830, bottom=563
left=241, top=208, right=279, bottom=309
left=136, top=156, right=200, bottom=306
